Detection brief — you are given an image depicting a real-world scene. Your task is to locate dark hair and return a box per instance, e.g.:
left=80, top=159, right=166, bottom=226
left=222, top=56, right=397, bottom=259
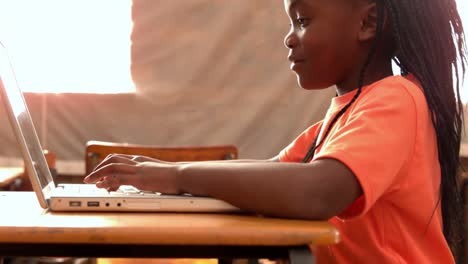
left=302, top=0, right=466, bottom=259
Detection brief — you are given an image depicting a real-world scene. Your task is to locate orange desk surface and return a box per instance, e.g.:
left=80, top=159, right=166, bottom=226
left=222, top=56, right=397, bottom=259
left=0, top=191, right=339, bottom=261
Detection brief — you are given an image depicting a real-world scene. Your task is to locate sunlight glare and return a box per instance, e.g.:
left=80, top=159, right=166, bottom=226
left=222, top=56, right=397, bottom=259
left=0, top=45, right=27, bottom=116
left=0, top=0, right=134, bottom=94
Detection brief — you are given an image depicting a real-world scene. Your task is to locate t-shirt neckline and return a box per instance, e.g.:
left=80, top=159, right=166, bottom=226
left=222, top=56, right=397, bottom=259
left=330, top=74, right=410, bottom=110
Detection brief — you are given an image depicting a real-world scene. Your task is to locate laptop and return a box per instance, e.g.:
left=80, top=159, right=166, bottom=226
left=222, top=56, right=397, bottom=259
left=0, top=42, right=240, bottom=212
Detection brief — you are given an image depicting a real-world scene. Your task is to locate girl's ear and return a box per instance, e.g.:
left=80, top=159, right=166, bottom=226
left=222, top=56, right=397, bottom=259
left=358, top=3, right=378, bottom=42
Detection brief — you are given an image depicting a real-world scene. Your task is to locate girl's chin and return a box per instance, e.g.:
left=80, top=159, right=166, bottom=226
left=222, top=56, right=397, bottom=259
left=296, top=76, right=333, bottom=90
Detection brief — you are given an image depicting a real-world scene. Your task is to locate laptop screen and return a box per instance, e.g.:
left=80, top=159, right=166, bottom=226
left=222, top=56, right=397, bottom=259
left=0, top=43, right=54, bottom=198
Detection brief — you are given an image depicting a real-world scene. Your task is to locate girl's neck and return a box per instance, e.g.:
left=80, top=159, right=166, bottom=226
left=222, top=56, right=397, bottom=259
left=335, top=56, right=394, bottom=96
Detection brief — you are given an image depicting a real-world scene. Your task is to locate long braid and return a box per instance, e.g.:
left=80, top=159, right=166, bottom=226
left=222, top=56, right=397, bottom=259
left=302, top=0, right=384, bottom=163
left=386, top=0, right=465, bottom=258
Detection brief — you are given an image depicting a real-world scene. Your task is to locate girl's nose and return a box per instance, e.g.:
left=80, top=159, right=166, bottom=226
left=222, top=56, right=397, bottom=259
left=284, top=31, right=297, bottom=49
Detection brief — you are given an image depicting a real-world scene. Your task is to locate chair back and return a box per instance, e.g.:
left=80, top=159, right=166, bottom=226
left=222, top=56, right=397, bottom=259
left=85, top=140, right=238, bottom=174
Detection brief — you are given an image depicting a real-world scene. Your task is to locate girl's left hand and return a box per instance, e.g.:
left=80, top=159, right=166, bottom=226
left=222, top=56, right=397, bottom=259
left=83, top=155, right=180, bottom=194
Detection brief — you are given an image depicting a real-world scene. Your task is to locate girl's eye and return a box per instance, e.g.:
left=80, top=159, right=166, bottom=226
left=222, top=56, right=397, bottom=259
left=296, top=18, right=309, bottom=27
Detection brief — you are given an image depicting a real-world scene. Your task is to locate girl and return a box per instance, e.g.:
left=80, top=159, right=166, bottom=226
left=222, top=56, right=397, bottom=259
left=84, top=0, right=466, bottom=262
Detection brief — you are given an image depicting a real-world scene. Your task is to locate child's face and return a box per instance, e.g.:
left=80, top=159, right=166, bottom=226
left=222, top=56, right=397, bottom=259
left=284, top=0, right=365, bottom=90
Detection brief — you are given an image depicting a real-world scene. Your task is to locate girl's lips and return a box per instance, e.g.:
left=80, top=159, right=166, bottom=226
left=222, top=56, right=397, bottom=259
left=290, top=60, right=305, bottom=71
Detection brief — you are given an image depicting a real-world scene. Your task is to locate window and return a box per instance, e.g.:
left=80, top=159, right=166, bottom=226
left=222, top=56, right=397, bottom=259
left=0, top=0, right=134, bottom=94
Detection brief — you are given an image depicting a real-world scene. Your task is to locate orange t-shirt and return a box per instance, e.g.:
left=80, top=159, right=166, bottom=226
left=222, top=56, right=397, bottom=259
left=279, top=75, right=454, bottom=263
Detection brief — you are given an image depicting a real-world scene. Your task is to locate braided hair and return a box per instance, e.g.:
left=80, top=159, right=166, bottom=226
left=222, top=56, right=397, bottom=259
left=302, top=0, right=466, bottom=258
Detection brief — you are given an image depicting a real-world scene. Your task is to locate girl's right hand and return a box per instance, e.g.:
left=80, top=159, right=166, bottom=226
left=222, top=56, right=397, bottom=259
left=83, top=155, right=181, bottom=194
left=92, top=153, right=169, bottom=172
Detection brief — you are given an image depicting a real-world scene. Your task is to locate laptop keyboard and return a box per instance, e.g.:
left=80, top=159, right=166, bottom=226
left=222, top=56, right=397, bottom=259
left=110, top=186, right=164, bottom=197
left=56, top=184, right=163, bottom=197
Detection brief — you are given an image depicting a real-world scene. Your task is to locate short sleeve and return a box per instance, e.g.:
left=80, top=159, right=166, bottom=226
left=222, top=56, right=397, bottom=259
left=314, top=84, right=418, bottom=219
left=279, top=122, right=323, bottom=163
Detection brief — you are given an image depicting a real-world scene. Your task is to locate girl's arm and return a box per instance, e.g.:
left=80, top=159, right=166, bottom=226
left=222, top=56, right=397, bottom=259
left=176, top=159, right=361, bottom=220
left=84, top=157, right=361, bottom=220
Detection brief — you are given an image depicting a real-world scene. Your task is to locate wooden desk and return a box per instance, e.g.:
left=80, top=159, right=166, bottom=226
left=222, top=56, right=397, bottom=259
left=0, top=192, right=339, bottom=264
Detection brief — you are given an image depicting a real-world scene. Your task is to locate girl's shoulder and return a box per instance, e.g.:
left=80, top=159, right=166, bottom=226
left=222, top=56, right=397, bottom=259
left=367, top=74, right=424, bottom=98
left=360, top=74, right=427, bottom=111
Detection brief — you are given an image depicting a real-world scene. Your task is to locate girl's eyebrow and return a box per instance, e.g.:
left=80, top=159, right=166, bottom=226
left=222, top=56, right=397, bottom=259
left=288, top=0, right=302, bottom=11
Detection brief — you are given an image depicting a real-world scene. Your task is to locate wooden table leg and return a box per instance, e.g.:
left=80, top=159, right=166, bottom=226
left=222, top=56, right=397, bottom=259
left=288, top=246, right=315, bottom=264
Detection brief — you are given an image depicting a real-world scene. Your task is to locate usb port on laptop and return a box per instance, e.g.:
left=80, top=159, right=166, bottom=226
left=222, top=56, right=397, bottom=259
left=87, top=201, right=100, bottom=207
left=69, top=201, right=81, bottom=207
